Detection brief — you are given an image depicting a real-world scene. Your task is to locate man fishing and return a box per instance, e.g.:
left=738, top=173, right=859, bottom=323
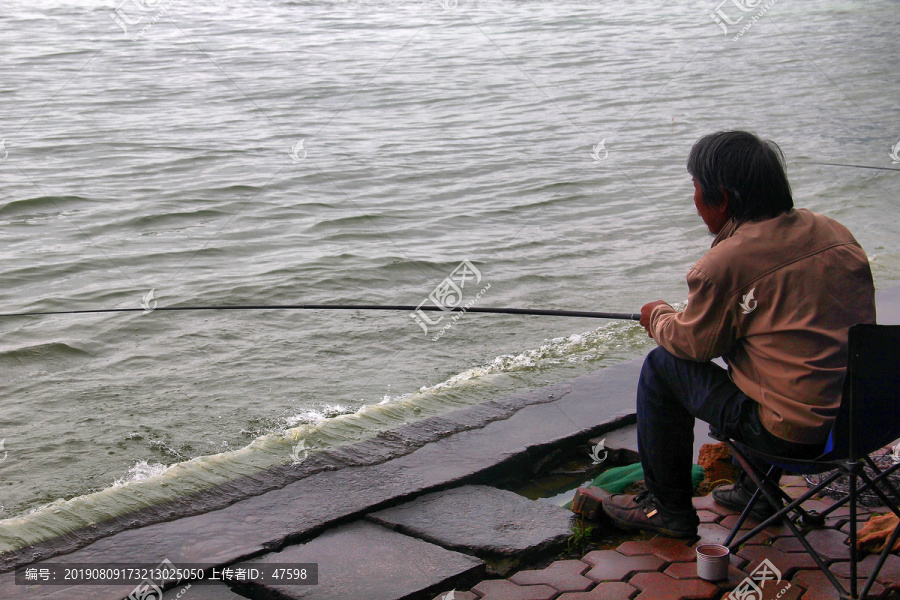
left=601, top=130, right=877, bottom=538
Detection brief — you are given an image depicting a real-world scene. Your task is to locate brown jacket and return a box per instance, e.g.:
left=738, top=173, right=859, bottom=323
left=649, top=209, right=876, bottom=444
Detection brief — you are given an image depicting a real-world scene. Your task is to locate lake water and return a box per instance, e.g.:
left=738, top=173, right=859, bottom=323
left=0, top=0, right=897, bottom=550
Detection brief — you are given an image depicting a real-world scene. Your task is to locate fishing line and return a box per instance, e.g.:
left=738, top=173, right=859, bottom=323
left=802, top=161, right=900, bottom=173
left=0, top=304, right=641, bottom=321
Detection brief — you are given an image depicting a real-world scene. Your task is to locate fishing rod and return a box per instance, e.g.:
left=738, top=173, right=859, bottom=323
left=802, top=161, right=900, bottom=173
left=0, top=304, right=641, bottom=321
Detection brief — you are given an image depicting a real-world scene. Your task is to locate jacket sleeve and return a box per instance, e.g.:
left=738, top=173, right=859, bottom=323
left=649, top=266, right=738, bottom=362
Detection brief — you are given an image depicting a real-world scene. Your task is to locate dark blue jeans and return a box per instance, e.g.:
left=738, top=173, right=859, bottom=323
left=637, top=346, right=824, bottom=512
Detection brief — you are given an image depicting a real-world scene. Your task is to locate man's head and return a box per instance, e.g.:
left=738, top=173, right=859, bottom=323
left=687, top=131, right=793, bottom=233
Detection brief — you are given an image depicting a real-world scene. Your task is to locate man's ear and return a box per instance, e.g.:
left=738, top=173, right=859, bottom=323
left=717, top=187, right=731, bottom=216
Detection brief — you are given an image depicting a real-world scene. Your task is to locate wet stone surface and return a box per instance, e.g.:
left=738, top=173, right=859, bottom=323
left=236, top=521, right=484, bottom=600
left=367, top=485, right=574, bottom=564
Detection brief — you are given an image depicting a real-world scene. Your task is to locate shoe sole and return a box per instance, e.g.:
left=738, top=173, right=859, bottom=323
left=601, top=504, right=697, bottom=539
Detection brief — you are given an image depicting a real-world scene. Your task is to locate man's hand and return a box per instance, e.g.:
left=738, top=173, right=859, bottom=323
left=640, top=300, right=671, bottom=338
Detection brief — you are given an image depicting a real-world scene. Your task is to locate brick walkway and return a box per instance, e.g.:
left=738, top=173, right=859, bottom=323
left=431, top=477, right=900, bottom=600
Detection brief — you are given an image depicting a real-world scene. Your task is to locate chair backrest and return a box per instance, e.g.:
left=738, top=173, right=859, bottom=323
left=824, top=324, right=900, bottom=460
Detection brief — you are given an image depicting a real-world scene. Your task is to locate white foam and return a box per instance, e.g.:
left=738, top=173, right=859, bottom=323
left=359, top=320, right=643, bottom=409
left=286, top=403, right=352, bottom=426
left=112, top=460, right=172, bottom=488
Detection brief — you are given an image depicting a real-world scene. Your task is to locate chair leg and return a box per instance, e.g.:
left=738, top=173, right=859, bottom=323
left=725, top=450, right=842, bottom=547
left=856, top=469, right=900, bottom=521
left=816, top=458, right=900, bottom=520
left=862, top=456, right=900, bottom=504
left=730, top=450, right=848, bottom=597
left=850, top=469, right=857, bottom=600
left=850, top=466, right=900, bottom=599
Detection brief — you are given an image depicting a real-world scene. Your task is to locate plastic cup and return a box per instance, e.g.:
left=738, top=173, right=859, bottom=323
left=695, top=544, right=730, bottom=581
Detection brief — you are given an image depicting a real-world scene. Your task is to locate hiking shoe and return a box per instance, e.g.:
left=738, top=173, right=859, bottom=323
left=602, top=491, right=699, bottom=539
left=712, top=477, right=780, bottom=521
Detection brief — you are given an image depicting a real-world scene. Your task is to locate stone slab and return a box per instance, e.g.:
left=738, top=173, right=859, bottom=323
left=367, top=485, right=573, bottom=560
left=234, top=521, right=484, bottom=600
left=162, top=582, right=249, bottom=599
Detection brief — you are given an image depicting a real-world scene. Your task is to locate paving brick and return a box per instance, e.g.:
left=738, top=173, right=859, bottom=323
left=509, top=560, right=592, bottom=592
left=697, top=510, right=720, bottom=524
left=731, top=579, right=803, bottom=600
left=720, top=576, right=803, bottom=600
left=628, top=571, right=718, bottom=600
left=839, top=518, right=874, bottom=536
left=720, top=514, right=792, bottom=537
left=663, top=561, right=746, bottom=586
left=737, top=545, right=819, bottom=578
left=556, top=582, right=638, bottom=600
left=792, top=569, right=884, bottom=600
left=617, top=536, right=696, bottom=562
left=781, top=476, right=808, bottom=488
left=432, top=592, right=479, bottom=600
left=582, top=550, right=665, bottom=582
left=832, top=552, right=900, bottom=586
left=694, top=523, right=735, bottom=547
left=771, top=529, right=850, bottom=562
left=692, top=495, right=738, bottom=517
left=710, top=522, right=772, bottom=547
left=800, top=499, right=833, bottom=514
left=783, top=486, right=809, bottom=500
left=825, top=505, right=879, bottom=519
left=471, top=579, right=558, bottom=600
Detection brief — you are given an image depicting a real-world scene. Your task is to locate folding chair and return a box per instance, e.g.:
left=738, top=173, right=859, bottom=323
left=713, top=324, right=900, bottom=600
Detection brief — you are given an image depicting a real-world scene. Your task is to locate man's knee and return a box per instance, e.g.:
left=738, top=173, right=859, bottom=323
left=641, top=346, right=677, bottom=379
left=638, top=346, right=678, bottom=408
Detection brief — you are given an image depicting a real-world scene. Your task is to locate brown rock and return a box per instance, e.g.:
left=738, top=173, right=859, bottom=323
left=696, top=442, right=739, bottom=496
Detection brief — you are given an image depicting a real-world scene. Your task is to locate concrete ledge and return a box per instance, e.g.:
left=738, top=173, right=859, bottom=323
left=0, top=360, right=641, bottom=599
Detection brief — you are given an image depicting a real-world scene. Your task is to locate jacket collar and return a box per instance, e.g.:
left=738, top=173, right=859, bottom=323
left=711, top=218, right=741, bottom=248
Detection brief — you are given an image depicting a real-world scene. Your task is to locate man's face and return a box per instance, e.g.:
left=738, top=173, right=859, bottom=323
left=692, top=178, right=729, bottom=235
